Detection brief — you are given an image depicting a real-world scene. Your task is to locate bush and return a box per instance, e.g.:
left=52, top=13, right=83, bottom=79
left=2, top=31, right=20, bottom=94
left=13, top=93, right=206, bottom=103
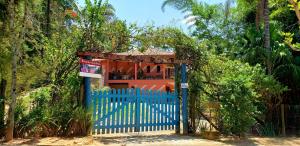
left=193, top=54, right=285, bottom=135
left=14, top=86, right=92, bottom=138
left=14, top=87, right=55, bottom=137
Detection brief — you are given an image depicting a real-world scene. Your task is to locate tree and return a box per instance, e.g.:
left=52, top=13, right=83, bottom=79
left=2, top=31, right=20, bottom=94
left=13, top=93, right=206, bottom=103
left=81, top=0, right=116, bottom=51
left=5, top=0, right=18, bottom=141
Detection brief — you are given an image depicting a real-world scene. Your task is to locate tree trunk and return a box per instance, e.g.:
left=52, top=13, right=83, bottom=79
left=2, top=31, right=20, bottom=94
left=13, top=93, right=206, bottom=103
left=281, top=104, right=286, bottom=136
left=5, top=0, right=17, bottom=141
left=263, top=0, right=271, bottom=74
left=189, top=94, right=196, bottom=133
left=0, top=78, right=7, bottom=136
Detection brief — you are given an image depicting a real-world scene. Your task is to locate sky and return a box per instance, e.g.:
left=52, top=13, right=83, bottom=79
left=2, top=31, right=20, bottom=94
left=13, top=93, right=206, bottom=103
left=78, top=0, right=226, bottom=31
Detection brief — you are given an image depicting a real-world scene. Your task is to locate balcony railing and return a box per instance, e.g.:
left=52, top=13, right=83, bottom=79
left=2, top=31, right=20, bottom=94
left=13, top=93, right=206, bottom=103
left=109, top=72, right=134, bottom=80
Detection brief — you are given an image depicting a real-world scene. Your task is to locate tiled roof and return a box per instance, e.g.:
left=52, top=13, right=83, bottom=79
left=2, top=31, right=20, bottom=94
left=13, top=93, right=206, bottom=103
left=114, top=48, right=174, bottom=56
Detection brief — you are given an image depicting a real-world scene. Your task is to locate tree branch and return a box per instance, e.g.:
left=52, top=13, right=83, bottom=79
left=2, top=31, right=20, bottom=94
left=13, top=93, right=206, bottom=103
left=289, top=0, right=300, bottom=24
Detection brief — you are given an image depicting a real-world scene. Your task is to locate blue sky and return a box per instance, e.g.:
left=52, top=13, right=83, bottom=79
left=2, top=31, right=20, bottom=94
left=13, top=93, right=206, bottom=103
left=78, top=0, right=226, bottom=31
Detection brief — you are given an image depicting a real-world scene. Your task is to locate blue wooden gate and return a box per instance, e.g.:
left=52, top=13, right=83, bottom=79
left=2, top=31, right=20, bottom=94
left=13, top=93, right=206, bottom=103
left=92, top=88, right=179, bottom=134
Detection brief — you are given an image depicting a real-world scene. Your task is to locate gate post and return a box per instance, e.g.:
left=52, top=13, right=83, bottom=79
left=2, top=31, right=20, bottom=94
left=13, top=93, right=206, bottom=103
left=135, top=88, right=141, bottom=132
left=181, top=64, right=188, bottom=135
left=175, top=64, right=180, bottom=134
left=84, top=56, right=92, bottom=109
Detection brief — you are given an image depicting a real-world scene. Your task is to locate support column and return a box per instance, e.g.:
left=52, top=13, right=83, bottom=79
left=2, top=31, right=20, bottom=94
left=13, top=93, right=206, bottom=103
left=162, top=65, right=166, bottom=80
left=181, top=63, right=188, bottom=135
left=106, top=60, right=110, bottom=86
left=134, top=63, right=137, bottom=80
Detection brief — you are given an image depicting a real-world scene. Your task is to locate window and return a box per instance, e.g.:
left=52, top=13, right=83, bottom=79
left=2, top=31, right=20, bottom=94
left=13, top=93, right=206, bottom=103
left=147, top=66, right=150, bottom=73
left=157, top=66, right=161, bottom=73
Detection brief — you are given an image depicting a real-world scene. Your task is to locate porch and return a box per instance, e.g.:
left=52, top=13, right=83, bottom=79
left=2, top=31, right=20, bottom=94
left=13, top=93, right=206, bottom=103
left=101, top=60, right=175, bottom=91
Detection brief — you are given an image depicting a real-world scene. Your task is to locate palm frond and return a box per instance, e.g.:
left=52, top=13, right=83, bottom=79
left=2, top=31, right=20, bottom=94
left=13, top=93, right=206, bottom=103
left=161, top=0, right=194, bottom=12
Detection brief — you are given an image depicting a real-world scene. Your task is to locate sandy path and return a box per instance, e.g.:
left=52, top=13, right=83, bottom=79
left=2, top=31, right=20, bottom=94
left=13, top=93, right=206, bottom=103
left=2, top=131, right=300, bottom=146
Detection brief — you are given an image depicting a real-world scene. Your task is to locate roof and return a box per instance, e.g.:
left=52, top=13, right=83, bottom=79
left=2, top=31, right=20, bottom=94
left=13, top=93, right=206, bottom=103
left=76, top=48, right=189, bottom=64
left=114, top=48, right=174, bottom=56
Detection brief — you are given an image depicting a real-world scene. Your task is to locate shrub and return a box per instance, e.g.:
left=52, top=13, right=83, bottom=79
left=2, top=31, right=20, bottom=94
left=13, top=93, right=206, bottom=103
left=14, top=86, right=92, bottom=137
left=66, top=107, right=92, bottom=136
left=193, top=54, right=286, bottom=135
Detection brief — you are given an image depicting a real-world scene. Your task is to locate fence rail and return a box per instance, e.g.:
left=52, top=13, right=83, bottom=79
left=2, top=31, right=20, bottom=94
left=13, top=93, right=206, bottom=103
left=92, top=88, right=179, bottom=134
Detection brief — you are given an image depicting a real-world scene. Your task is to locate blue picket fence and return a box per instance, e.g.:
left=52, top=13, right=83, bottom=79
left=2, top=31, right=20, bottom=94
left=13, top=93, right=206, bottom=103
left=92, top=88, right=179, bottom=134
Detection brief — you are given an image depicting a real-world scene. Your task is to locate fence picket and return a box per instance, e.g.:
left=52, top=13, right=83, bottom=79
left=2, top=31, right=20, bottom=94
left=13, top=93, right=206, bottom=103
left=125, top=89, right=129, bottom=132
left=154, top=91, right=158, bottom=131
left=163, top=92, right=167, bottom=130
left=97, top=91, right=102, bottom=134
left=92, top=92, right=97, bottom=134
left=172, top=92, right=176, bottom=130
left=101, top=91, right=107, bottom=134
left=169, top=92, right=171, bottom=128
left=160, top=91, right=164, bottom=130
left=113, top=89, right=120, bottom=133
left=175, top=91, right=179, bottom=132
left=107, top=91, right=112, bottom=134
left=158, top=91, right=161, bottom=130
left=111, top=89, right=116, bottom=133
left=149, top=90, right=153, bottom=131
left=141, top=89, right=145, bottom=132
left=145, top=90, right=149, bottom=132
left=120, top=89, right=125, bottom=133
left=129, top=89, right=134, bottom=132
left=135, top=89, right=140, bottom=132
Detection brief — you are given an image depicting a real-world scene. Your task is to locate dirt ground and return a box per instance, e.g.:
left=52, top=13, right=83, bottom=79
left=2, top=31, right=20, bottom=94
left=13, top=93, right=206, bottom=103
left=2, top=131, right=300, bottom=146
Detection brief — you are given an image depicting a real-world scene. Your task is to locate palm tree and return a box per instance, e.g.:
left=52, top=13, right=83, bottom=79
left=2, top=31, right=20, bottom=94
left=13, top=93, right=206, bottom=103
left=161, top=0, right=194, bottom=12
left=81, top=0, right=116, bottom=50
left=256, top=0, right=271, bottom=74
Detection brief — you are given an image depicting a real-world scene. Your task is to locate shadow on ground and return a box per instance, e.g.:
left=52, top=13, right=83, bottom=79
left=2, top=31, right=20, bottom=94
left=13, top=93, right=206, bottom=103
left=95, top=134, right=198, bottom=144
left=93, top=133, right=261, bottom=146
left=2, top=133, right=300, bottom=145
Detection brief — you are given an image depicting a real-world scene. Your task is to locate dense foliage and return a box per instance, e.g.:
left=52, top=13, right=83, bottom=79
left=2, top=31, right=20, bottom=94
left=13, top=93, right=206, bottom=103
left=162, top=0, right=300, bottom=136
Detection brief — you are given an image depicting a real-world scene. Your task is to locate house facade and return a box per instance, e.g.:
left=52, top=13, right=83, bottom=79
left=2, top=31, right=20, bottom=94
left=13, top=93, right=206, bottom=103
left=98, top=48, right=176, bottom=92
